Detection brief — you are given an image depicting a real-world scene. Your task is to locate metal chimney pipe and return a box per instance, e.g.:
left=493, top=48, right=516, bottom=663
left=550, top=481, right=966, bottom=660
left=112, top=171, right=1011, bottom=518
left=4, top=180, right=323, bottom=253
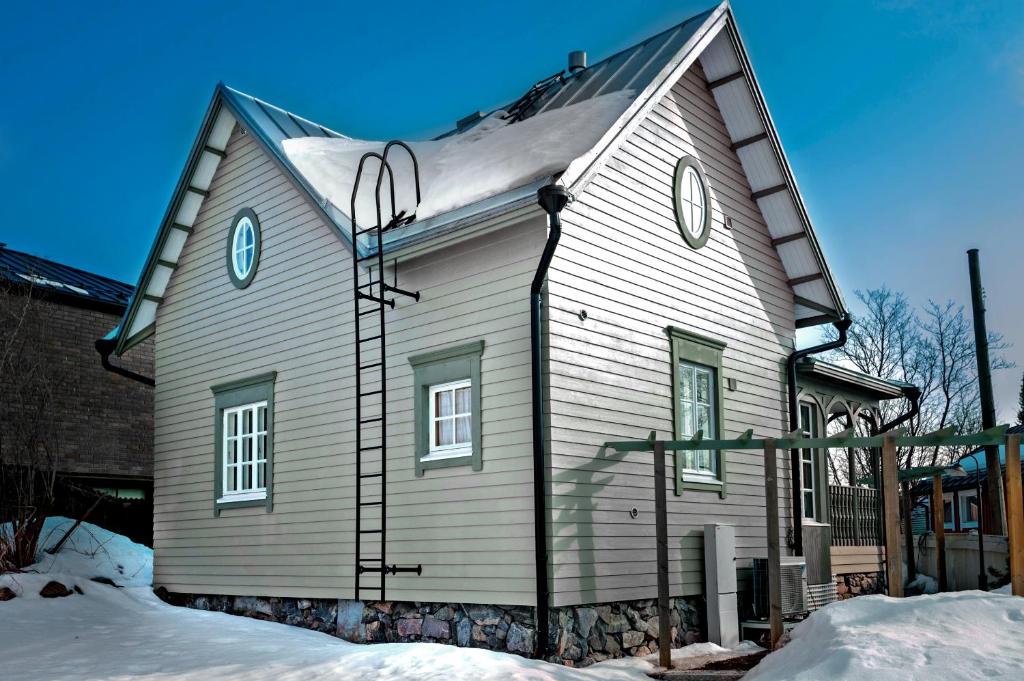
left=968, top=248, right=1004, bottom=535
left=568, top=50, right=587, bottom=73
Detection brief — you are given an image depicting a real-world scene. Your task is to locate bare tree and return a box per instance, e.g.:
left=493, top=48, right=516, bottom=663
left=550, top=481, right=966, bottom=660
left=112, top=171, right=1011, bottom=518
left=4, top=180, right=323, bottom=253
left=0, top=279, right=66, bottom=571
left=823, top=287, right=1011, bottom=484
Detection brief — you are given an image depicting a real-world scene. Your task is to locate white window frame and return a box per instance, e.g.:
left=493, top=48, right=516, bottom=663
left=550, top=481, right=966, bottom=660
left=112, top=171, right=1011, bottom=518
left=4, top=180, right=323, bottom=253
left=799, top=402, right=819, bottom=521
left=678, top=360, right=717, bottom=480
left=219, top=400, right=268, bottom=502
left=679, top=165, right=706, bottom=239
left=424, top=379, right=473, bottom=462
left=232, top=217, right=256, bottom=280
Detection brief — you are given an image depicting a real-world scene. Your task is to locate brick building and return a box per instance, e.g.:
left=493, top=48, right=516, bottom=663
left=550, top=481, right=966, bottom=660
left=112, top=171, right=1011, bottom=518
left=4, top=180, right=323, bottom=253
left=0, top=244, right=154, bottom=544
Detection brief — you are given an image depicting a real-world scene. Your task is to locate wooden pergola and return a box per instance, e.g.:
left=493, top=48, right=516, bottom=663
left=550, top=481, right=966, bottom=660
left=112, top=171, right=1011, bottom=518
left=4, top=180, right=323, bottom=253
left=604, top=426, right=1024, bottom=668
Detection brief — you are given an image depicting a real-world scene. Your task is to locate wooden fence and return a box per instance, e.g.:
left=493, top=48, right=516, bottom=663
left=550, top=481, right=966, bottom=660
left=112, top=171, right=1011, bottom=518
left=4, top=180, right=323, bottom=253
left=828, top=485, right=881, bottom=546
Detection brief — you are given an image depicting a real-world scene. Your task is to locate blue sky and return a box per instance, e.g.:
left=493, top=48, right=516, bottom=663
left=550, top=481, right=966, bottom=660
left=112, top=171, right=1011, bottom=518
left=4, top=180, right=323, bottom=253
left=2, top=0, right=1022, bottom=416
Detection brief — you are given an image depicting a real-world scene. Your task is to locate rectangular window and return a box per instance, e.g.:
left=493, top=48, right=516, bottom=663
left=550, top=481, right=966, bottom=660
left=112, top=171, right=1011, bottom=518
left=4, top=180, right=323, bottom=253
left=222, top=401, right=268, bottom=499
left=427, top=379, right=473, bottom=460
left=799, top=402, right=820, bottom=520
left=667, top=326, right=727, bottom=497
left=943, top=492, right=954, bottom=529
left=210, top=372, right=276, bottom=515
left=960, top=492, right=979, bottom=529
left=678, top=361, right=717, bottom=476
left=409, top=341, right=484, bottom=476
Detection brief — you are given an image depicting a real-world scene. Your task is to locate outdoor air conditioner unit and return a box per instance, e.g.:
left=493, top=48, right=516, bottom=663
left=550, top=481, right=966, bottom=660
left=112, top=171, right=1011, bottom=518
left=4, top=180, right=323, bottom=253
left=752, top=557, right=807, bottom=618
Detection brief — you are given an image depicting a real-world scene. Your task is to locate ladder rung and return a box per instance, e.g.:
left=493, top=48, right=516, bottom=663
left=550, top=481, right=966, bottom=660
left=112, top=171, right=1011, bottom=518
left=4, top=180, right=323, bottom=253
left=358, top=445, right=381, bottom=451
left=359, top=566, right=386, bottom=574
left=357, top=279, right=384, bottom=290
left=359, top=417, right=383, bottom=424
left=359, top=473, right=382, bottom=479
left=359, top=390, right=382, bottom=398
left=359, top=501, right=382, bottom=507
left=357, top=291, right=395, bottom=307
left=358, top=335, right=382, bottom=344
left=358, top=307, right=382, bottom=317
left=357, top=225, right=383, bottom=235
left=358, top=362, right=382, bottom=371
left=359, top=529, right=383, bottom=534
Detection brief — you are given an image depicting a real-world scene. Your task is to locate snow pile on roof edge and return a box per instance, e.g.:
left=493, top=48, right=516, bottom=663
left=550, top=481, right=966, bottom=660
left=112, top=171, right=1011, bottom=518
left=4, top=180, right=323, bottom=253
left=745, top=590, right=1024, bottom=681
left=282, top=91, right=633, bottom=226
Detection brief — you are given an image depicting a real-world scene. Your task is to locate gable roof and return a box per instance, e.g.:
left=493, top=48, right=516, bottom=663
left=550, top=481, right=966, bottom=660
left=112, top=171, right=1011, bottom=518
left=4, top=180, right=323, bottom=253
left=112, top=1, right=846, bottom=354
left=0, top=244, right=133, bottom=312
left=796, top=357, right=912, bottom=402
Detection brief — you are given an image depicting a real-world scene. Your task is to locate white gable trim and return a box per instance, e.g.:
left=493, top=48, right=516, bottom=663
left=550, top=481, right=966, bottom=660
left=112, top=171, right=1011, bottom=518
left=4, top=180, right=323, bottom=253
left=558, top=1, right=846, bottom=326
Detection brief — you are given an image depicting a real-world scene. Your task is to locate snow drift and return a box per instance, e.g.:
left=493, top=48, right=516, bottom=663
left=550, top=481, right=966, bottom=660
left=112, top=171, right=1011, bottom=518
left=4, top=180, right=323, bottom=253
left=746, top=590, right=1024, bottom=681
left=282, top=91, right=633, bottom=228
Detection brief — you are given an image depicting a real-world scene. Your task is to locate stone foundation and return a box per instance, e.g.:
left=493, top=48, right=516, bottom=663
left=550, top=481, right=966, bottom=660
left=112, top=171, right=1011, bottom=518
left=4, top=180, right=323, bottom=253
left=164, top=590, right=703, bottom=666
left=834, top=571, right=883, bottom=599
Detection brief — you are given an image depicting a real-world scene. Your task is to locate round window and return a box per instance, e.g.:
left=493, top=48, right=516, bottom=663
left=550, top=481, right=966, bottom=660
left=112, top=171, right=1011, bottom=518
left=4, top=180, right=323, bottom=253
left=673, top=156, right=712, bottom=249
left=226, top=208, right=261, bottom=288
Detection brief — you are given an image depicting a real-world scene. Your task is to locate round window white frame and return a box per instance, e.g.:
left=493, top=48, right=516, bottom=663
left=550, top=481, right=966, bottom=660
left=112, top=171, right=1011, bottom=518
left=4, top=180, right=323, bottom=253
left=672, top=156, right=712, bottom=249
left=226, top=208, right=261, bottom=289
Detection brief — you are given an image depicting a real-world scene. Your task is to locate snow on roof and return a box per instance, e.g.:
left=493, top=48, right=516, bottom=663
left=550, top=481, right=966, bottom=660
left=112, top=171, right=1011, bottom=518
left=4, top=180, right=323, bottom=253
left=282, top=91, right=634, bottom=237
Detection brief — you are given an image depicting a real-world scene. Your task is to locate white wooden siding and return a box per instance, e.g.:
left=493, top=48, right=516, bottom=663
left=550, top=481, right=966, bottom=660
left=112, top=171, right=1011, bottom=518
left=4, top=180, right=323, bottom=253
left=153, top=127, right=542, bottom=604
left=547, top=62, right=796, bottom=607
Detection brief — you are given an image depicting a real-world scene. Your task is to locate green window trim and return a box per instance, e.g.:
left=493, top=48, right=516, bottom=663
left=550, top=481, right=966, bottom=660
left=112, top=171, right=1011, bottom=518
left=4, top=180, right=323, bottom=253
left=408, top=341, right=484, bottom=477
left=211, top=371, right=277, bottom=516
left=666, top=326, right=727, bottom=498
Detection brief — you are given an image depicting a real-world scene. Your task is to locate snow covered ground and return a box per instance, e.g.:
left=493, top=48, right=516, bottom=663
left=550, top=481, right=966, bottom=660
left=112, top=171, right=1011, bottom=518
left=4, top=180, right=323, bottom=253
left=5, top=518, right=1023, bottom=680
left=0, top=518, right=735, bottom=680
left=746, top=590, right=1024, bottom=681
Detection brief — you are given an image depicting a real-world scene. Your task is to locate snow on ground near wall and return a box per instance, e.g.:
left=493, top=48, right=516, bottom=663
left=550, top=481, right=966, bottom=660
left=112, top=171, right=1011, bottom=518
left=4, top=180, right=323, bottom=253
left=745, top=590, right=1024, bottom=681
left=2, top=516, right=744, bottom=680
left=282, top=91, right=633, bottom=226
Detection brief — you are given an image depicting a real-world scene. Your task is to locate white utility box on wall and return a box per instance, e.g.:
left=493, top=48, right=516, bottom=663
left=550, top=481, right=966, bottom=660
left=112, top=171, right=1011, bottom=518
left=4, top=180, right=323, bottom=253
left=704, top=522, right=739, bottom=647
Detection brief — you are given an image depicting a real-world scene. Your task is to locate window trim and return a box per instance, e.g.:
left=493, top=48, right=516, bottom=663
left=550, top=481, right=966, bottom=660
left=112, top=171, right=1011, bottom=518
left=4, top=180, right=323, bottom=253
left=672, top=156, right=713, bottom=250
left=226, top=208, right=261, bottom=289
left=667, top=326, right=727, bottom=497
left=211, top=371, right=276, bottom=515
left=220, top=400, right=269, bottom=501
left=409, top=341, right=484, bottom=476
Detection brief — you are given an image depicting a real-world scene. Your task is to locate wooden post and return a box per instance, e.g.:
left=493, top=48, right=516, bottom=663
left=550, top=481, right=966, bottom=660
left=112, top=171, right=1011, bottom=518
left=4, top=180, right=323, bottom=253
left=882, top=435, right=903, bottom=597
left=1006, top=434, right=1024, bottom=596
left=931, top=474, right=947, bottom=592
left=763, top=438, right=783, bottom=648
left=653, top=440, right=672, bottom=669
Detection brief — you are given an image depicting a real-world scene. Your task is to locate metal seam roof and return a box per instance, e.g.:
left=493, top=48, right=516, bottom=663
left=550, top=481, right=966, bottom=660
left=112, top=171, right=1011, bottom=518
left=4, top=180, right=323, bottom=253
left=0, top=246, right=133, bottom=307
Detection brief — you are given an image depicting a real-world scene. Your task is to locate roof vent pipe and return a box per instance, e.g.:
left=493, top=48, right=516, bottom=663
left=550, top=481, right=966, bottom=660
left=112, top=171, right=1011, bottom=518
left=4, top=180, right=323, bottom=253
left=568, top=50, right=587, bottom=73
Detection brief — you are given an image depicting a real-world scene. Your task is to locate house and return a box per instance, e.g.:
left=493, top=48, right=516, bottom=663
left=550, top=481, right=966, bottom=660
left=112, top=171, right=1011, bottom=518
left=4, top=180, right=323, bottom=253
left=913, top=424, right=1024, bottom=534
left=0, top=245, right=154, bottom=545
left=106, top=2, right=869, bottom=663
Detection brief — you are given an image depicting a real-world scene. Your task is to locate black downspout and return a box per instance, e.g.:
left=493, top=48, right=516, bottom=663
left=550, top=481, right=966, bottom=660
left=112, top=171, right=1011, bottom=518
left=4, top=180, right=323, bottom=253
left=786, top=315, right=851, bottom=555
left=531, top=184, right=570, bottom=660
left=95, top=337, right=155, bottom=387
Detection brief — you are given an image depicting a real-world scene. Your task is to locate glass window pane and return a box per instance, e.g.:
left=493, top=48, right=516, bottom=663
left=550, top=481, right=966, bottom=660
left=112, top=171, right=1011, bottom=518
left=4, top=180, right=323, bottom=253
left=257, top=434, right=266, bottom=462
left=680, top=366, right=694, bottom=401
left=258, top=406, right=266, bottom=432
left=696, top=370, right=711, bottom=404
left=242, top=409, right=252, bottom=435
left=804, top=491, right=815, bottom=517
left=803, top=461, right=813, bottom=483
left=696, top=405, right=711, bottom=437
left=455, top=415, right=471, bottom=444
left=680, top=401, right=695, bottom=436
left=243, top=463, right=252, bottom=491
left=436, top=390, right=453, bottom=417
left=243, top=437, right=252, bottom=462
left=683, top=451, right=695, bottom=471
left=455, top=387, right=471, bottom=415
left=226, top=465, right=237, bottom=492
left=228, top=411, right=238, bottom=437
left=436, top=418, right=453, bottom=446
left=257, top=461, right=265, bottom=489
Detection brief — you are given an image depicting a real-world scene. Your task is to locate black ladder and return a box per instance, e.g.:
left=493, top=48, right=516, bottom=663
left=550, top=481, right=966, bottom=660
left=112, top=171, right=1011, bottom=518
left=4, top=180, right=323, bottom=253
left=351, top=142, right=423, bottom=601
